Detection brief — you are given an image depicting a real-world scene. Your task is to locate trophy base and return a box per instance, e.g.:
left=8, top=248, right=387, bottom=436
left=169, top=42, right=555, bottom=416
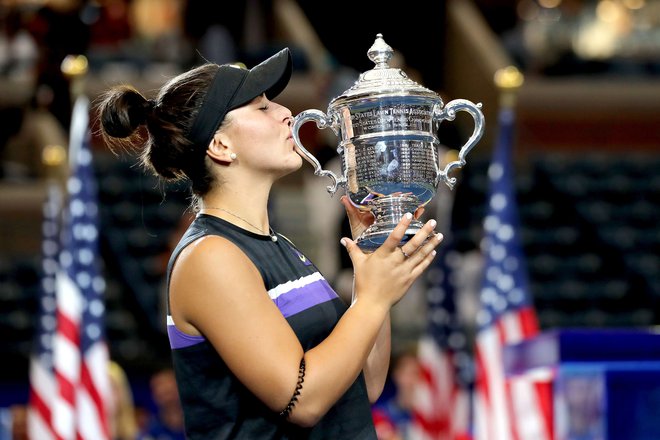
left=356, top=194, right=423, bottom=252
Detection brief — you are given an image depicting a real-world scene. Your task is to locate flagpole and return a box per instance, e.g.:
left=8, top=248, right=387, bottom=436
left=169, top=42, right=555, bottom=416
left=60, top=55, right=90, bottom=171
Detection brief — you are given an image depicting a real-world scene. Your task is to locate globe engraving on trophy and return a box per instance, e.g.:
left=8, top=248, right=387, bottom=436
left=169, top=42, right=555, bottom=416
left=292, top=34, right=485, bottom=251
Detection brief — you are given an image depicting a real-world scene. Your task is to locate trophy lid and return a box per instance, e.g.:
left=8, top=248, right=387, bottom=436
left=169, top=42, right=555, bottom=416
left=329, top=34, right=440, bottom=109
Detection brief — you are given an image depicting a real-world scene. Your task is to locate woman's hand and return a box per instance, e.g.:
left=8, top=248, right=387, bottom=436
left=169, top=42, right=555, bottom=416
left=340, top=212, right=443, bottom=309
left=340, top=195, right=426, bottom=241
left=340, top=195, right=374, bottom=240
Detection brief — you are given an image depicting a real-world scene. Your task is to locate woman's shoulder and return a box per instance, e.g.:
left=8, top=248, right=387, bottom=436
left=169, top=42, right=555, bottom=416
left=177, top=234, right=251, bottom=271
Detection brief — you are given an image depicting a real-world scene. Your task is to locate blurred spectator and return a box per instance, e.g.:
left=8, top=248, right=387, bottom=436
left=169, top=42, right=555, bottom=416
left=372, top=409, right=401, bottom=440
left=12, top=405, right=27, bottom=440
left=138, top=368, right=184, bottom=440
left=108, top=361, right=139, bottom=440
left=182, top=0, right=244, bottom=66
left=0, top=6, right=38, bottom=81
left=88, top=0, right=132, bottom=47
left=126, top=0, right=191, bottom=70
left=24, top=0, right=90, bottom=130
left=184, top=0, right=293, bottom=69
left=0, top=404, right=28, bottom=440
left=372, top=349, right=421, bottom=440
left=86, top=0, right=132, bottom=64
left=0, top=5, right=37, bottom=181
left=85, top=0, right=190, bottom=75
left=1, top=85, right=68, bottom=181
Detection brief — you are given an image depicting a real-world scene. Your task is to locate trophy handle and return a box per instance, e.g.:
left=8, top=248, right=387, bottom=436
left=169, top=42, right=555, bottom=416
left=292, top=109, right=344, bottom=195
left=434, top=99, right=485, bottom=189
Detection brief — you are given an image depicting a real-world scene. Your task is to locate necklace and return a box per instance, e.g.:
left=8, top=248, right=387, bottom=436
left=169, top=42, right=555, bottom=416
left=202, top=207, right=278, bottom=242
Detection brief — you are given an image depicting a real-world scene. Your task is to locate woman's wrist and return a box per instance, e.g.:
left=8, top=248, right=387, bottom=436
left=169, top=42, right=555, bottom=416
left=349, top=289, right=391, bottom=319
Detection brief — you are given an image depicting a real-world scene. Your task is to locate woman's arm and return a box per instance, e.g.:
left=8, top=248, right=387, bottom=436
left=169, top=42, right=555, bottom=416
left=362, top=313, right=391, bottom=403
left=170, top=214, right=441, bottom=427
left=294, top=215, right=440, bottom=425
left=339, top=196, right=425, bottom=404
left=339, top=195, right=391, bottom=402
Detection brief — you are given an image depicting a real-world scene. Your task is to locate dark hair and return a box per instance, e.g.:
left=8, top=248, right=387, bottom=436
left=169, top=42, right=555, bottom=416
left=95, top=64, right=221, bottom=197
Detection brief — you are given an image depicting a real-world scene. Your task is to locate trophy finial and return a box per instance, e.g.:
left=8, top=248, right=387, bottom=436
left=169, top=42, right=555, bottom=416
left=367, top=33, right=393, bottom=68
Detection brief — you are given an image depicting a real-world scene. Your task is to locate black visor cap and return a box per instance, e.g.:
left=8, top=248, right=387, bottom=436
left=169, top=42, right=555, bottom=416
left=187, top=48, right=292, bottom=150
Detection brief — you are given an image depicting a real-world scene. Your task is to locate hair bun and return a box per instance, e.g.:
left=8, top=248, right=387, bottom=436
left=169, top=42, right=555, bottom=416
left=144, top=99, right=156, bottom=113
left=132, top=97, right=156, bottom=126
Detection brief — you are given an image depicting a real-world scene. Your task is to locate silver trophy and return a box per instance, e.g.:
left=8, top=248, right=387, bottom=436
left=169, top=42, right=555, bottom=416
left=292, top=34, right=485, bottom=251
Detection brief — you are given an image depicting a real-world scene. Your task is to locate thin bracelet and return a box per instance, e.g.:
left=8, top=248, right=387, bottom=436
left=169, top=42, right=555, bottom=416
left=279, top=358, right=306, bottom=418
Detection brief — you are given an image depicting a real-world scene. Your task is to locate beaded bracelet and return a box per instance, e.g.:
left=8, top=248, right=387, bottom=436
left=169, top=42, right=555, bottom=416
left=279, top=358, right=306, bottom=418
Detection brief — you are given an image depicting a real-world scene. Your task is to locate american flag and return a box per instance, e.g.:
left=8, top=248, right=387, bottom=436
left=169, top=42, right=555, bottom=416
left=28, top=96, right=111, bottom=440
left=410, top=235, right=473, bottom=440
left=472, top=107, right=552, bottom=440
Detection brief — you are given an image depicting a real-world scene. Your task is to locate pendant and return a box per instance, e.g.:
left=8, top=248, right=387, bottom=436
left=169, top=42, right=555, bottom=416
left=271, top=235, right=278, bottom=242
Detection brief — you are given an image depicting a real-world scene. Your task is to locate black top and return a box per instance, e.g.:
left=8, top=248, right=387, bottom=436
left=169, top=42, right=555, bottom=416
left=165, top=214, right=377, bottom=439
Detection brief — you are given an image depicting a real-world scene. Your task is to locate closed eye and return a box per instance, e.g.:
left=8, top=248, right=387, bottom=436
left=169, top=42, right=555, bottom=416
left=256, top=94, right=270, bottom=111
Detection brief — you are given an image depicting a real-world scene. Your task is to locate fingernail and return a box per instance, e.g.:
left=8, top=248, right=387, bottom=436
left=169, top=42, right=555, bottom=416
left=405, top=212, right=413, bottom=220
left=340, top=238, right=347, bottom=247
left=431, top=250, right=437, bottom=256
left=436, top=233, right=443, bottom=241
left=429, top=219, right=437, bottom=228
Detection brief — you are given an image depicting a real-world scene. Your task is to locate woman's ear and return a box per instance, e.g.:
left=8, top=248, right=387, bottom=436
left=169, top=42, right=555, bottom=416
left=206, top=132, right=235, bottom=163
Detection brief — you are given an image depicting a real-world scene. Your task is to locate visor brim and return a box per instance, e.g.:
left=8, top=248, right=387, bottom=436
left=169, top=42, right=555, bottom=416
left=229, top=48, right=292, bottom=111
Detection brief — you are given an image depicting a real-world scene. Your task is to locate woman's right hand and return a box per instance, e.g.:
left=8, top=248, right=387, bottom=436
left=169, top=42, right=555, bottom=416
left=340, top=213, right=443, bottom=309
left=340, top=195, right=375, bottom=241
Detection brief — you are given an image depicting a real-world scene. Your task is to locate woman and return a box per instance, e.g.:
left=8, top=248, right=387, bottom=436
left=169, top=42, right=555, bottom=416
left=96, top=47, right=443, bottom=439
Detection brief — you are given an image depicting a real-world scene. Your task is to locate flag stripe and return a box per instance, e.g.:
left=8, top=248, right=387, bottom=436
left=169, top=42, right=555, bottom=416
left=29, top=387, right=54, bottom=437
left=474, top=347, right=492, bottom=440
left=518, top=307, right=539, bottom=337
left=414, top=338, right=453, bottom=435
left=535, top=381, right=554, bottom=438
left=479, top=328, right=511, bottom=440
left=81, top=343, right=112, bottom=438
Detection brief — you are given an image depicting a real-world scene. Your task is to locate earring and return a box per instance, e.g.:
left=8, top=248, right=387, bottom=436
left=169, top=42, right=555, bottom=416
left=229, top=153, right=237, bottom=160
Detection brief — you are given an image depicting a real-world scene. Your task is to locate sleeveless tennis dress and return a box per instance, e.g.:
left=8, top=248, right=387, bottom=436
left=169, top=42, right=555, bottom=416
left=166, top=214, right=377, bottom=439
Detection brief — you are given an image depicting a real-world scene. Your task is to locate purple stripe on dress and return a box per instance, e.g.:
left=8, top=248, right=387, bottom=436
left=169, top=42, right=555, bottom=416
left=168, top=323, right=205, bottom=349
left=274, top=279, right=338, bottom=318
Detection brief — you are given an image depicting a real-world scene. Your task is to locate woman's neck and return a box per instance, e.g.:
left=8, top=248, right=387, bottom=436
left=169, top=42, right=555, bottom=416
left=199, top=187, right=271, bottom=234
